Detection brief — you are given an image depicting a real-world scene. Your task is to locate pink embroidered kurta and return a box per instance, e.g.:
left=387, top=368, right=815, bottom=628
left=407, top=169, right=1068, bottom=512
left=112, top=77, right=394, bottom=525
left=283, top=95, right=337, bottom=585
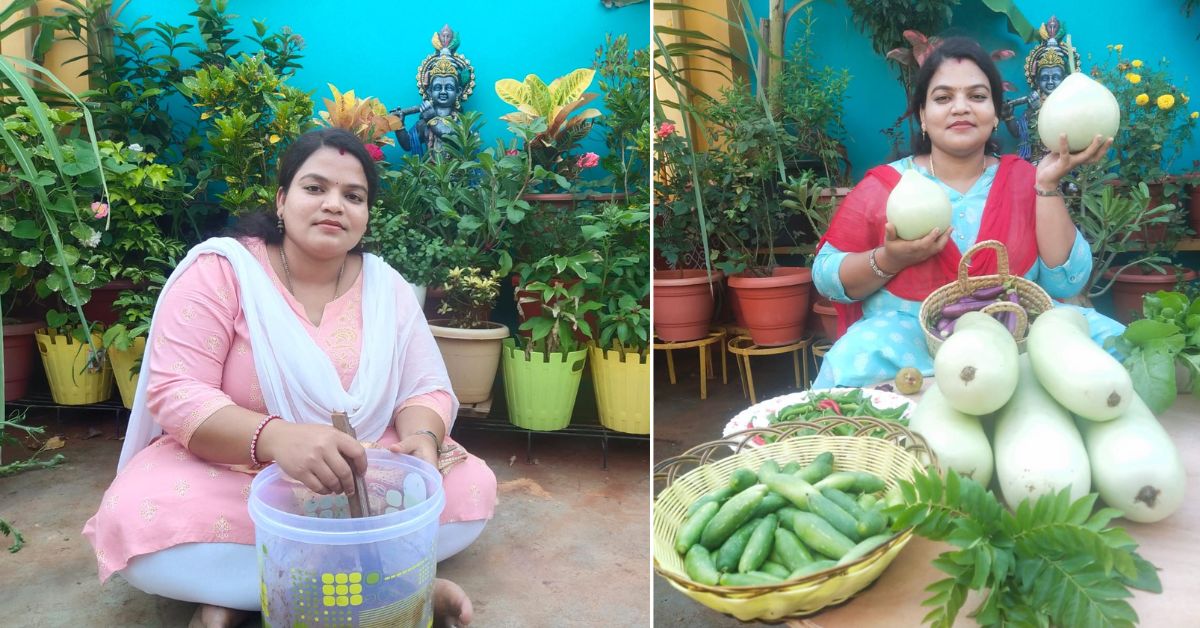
left=83, top=239, right=496, bottom=582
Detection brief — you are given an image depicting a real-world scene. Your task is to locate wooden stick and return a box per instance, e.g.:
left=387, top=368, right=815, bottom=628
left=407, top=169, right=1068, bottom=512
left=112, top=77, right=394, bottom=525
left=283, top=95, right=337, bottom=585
left=330, top=411, right=371, bottom=518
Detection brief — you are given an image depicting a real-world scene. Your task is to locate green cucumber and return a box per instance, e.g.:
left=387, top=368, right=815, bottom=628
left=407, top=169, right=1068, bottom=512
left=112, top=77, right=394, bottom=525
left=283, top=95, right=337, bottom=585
left=821, top=488, right=886, bottom=538
left=764, top=473, right=819, bottom=510
left=685, top=486, right=735, bottom=517
left=759, top=561, right=791, bottom=579
left=776, top=506, right=802, bottom=531
left=787, top=559, right=838, bottom=580
left=729, top=467, right=759, bottom=492
left=814, top=470, right=887, bottom=493
left=791, top=511, right=856, bottom=559
left=749, top=491, right=789, bottom=519
left=700, top=484, right=769, bottom=549
left=719, top=571, right=782, bottom=587
left=714, top=519, right=759, bottom=573
left=684, top=544, right=721, bottom=585
left=806, top=492, right=862, bottom=542
left=757, top=459, right=781, bottom=484
left=797, top=452, right=835, bottom=483
left=857, top=492, right=879, bottom=510
left=781, top=461, right=803, bottom=475
left=836, top=533, right=894, bottom=566
left=674, top=500, right=720, bottom=555
left=738, top=514, right=778, bottom=573
left=772, top=527, right=814, bottom=571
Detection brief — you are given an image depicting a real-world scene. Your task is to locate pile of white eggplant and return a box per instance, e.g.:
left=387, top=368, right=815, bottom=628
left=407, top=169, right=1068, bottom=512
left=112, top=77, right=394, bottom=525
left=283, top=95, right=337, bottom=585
left=909, top=308, right=1186, bottom=523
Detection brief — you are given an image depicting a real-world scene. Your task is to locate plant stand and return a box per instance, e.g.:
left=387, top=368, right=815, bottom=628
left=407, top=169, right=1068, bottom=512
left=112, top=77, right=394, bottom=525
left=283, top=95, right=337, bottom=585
left=727, top=334, right=814, bottom=404
left=652, top=328, right=728, bottom=400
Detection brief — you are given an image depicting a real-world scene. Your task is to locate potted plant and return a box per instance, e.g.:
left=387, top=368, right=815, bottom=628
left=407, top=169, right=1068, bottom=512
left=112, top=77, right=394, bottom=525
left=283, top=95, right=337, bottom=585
left=426, top=267, right=508, bottom=405
left=501, top=277, right=597, bottom=432
left=100, top=266, right=169, bottom=409
left=592, top=34, right=650, bottom=204
left=580, top=203, right=650, bottom=434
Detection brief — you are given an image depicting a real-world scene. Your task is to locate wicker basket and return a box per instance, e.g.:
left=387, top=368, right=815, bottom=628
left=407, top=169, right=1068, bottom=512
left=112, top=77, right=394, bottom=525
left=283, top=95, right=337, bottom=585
left=653, top=417, right=937, bottom=621
left=919, top=240, right=1052, bottom=357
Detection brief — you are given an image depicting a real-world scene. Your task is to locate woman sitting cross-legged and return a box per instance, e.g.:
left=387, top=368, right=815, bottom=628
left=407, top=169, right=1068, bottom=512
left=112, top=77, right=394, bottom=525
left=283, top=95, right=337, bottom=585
left=83, top=128, right=495, bottom=628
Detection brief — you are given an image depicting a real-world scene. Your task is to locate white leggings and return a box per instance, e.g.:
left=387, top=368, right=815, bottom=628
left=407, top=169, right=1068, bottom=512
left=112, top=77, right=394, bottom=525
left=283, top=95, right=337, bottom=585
left=120, top=519, right=487, bottom=610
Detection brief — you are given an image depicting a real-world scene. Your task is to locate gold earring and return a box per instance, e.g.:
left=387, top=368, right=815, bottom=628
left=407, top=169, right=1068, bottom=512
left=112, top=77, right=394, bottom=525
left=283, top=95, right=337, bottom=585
left=921, top=125, right=927, bottom=141
left=994, top=120, right=999, bottom=131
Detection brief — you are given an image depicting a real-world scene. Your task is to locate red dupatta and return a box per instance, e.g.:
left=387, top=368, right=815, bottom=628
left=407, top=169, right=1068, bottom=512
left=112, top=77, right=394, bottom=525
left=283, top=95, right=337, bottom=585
left=815, top=155, right=1039, bottom=336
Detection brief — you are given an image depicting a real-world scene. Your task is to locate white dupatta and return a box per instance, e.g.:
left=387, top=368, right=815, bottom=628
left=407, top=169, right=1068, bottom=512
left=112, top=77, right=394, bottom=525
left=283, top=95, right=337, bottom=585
left=117, top=237, right=457, bottom=471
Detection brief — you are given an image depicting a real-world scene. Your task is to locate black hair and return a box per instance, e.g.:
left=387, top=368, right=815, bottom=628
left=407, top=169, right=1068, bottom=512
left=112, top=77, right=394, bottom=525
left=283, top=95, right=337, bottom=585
left=226, top=128, right=379, bottom=248
left=908, top=36, right=1005, bottom=155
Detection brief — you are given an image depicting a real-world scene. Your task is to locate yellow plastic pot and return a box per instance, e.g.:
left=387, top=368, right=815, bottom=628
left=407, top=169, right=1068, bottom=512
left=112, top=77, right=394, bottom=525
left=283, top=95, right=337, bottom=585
left=35, top=329, right=113, bottom=405
left=589, top=345, right=650, bottom=434
left=108, top=337, right=146, bottom=409
left=501, top=339, right=586, bottom=431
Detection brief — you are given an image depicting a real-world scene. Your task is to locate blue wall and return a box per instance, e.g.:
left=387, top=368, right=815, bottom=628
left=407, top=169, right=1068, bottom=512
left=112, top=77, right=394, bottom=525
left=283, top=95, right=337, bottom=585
left=748, top=1, right=1200, bottom=181
left=120, top=0, right=649, bottom=161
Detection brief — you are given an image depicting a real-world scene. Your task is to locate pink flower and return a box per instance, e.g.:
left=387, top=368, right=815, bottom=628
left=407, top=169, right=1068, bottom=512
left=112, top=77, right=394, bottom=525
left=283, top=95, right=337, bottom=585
left=576, top=152, right=600, bottom=169
left=506, top=149, right=519, bottom=156
left=656, top=122, right=676, bottom=138
left=364, top=143, right=384, bottom=162
left=90, top=201, right=109, bottom=219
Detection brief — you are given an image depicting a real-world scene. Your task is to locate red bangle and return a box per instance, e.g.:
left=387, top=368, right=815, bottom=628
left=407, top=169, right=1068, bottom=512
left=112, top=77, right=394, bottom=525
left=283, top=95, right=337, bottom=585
left=250, top=415, right=281, bottom=467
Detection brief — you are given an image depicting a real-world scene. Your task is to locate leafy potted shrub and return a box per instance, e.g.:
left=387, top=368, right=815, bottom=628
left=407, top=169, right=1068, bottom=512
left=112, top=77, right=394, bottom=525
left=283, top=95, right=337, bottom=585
left=592, top=34, right=650, bottom=203
left=100, top=266, right=169, bottom=409
left=427, top=267, right=508, bottom=405
left=501, top=277, right=597, bottom=432
left=581, top=204, right=650, bottom=434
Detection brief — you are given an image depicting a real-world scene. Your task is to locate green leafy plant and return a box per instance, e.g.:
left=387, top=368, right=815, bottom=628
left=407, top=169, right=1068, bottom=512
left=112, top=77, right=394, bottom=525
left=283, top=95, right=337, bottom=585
left=515, top=275, right=601, bottom=358
left=580, top=204, right=650, bottom=355
left=887, top=467, right=1161, bottom=628
left=1105, top=290, right=1200, bottom=414
left=179, top=52, right=314, bottom=215
left=437, top=266, right=501, bottom=329
left=495, top=67, right=602, bottom=181
left=593, top=34, right=651, bottom=201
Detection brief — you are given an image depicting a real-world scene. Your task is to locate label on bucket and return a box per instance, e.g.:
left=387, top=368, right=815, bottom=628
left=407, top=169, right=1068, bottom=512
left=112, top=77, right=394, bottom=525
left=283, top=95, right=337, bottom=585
left=260, top=545, right=435, bottom=628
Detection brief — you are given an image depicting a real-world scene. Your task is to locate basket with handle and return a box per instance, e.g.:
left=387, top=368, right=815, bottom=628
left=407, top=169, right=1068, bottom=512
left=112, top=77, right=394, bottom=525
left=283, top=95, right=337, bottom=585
left=652, top=416, right=937, bottom=621
left=919, top=240, right=1052, bottom=357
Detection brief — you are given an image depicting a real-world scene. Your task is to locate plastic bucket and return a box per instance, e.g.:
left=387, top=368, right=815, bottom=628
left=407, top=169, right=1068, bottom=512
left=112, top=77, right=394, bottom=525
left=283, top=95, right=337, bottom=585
left=501, top=338, right=587, bottom=431
left=249, top=450, right=444, bottom=627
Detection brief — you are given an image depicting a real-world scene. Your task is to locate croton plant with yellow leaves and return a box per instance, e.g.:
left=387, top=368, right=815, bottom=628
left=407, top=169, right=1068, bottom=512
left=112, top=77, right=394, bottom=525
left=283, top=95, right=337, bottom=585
left=316, top=84, right=402, bottom=161
left=1091, top=44, right=1197, bottom=190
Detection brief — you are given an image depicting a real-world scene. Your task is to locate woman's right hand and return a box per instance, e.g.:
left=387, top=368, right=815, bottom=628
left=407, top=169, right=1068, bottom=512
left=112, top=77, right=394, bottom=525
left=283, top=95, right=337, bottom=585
left=257, top=422, right=367, bottom=496
left=880, top=222, right=954, bottom=272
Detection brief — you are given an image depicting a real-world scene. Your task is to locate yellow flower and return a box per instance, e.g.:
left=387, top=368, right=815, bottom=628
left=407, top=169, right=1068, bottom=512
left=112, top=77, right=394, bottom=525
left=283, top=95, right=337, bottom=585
left=1184, top=94, right=1191, bottom=105
left=1115, top=44, right=1124, bottom=52
left=1136, top=93, right=1150, bottom=106
left=1126, top=73, right=1142, bottom=84
left=1157, top=94, right=1176, bottom=110
left=1192, top=111, right=1199, bottom=120
left=1131, top=59, right=1143, bottom=68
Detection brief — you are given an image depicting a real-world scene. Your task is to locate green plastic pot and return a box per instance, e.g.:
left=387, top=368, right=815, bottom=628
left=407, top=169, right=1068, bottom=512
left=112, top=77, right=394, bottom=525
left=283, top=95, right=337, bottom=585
left=501, top=339, right=587, bottom=431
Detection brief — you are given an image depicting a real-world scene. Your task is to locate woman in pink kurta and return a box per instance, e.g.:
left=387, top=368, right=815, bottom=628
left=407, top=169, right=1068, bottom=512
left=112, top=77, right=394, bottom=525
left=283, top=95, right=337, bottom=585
left=83, top=129, right=491, bottom=627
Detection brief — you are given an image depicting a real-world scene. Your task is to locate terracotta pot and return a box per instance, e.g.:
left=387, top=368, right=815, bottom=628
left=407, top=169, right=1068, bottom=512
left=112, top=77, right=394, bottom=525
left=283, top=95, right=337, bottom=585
left=727, top=267, right=814, bottom=346
left=811, top=297, right=840, bottom=341
left=3, top=320, right=42, bottom=401
left=520, top=192, right=578, bottom=211
left=653, top=269, right=723, bottom=342
left=511, top=276, right=593, bottom=344
left=82, top=279, right=136, bottom=325
left=428, top=320, right=510, bottom=404
left=1105, top=266, right=1198, bottom=324
left=584, top=191, right=629, bottom=204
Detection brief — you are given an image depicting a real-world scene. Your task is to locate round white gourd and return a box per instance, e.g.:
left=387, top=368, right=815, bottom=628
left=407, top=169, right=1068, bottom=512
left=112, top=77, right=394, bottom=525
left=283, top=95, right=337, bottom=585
left=993, top=356, right=1091, bottom=507
left=886, top=169, right=952, bottom=240
left=1037, top=72, right=1120, bottom=153
left=1077, top=394, right=1186, bottom=523
left=909, top=384, right=993, bottom=486
left=933, top=311, right=1019, bottom=415
left=1027, top=308, right=1131, bottom=421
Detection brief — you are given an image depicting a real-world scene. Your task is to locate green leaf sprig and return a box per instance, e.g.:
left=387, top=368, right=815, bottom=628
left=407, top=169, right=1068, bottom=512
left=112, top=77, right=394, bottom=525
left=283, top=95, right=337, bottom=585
left=886, top=468, right=1161, bottom=628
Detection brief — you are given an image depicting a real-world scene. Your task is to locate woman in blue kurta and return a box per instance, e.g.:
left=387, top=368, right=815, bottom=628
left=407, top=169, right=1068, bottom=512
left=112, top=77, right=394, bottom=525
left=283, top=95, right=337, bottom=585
left=811, top=37, right=1122, bottom=388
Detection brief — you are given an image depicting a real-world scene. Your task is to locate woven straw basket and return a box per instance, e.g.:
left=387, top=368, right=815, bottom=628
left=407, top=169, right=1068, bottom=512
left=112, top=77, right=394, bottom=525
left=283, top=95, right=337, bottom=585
left=919, top=240, right=1052, bottom=357
left=653, top=417, right=937, bottom=621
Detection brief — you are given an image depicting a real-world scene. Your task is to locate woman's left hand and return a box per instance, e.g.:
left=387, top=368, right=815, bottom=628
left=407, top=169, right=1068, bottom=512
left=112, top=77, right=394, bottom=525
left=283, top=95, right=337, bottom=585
left=1036, top=133, right=1112, bottom=189
left=388, top=434, right=438, bottom=467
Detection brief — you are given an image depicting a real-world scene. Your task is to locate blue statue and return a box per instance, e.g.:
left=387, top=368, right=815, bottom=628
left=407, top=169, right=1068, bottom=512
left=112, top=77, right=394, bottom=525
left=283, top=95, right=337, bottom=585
left=1000, top=16, right=1081, bottom=163
left=391, top=25, right=476, bottom=156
